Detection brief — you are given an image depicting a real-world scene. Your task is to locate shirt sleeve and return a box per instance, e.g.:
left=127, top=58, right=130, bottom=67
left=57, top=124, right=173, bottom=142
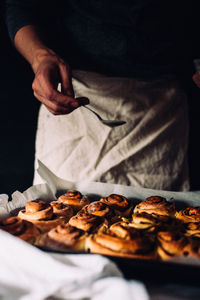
left=4, top=0, right=39, bottom=43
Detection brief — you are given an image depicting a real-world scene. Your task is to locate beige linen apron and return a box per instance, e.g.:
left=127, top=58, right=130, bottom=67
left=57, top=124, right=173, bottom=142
left=33, top=70, right=189, bottom=191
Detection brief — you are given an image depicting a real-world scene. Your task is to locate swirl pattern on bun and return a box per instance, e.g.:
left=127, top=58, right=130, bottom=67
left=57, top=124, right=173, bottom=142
left=176, top=207, right=200, bottom=223
left=100, top=194, right=133, bottom=217
left=18, top=200, right=66, bottom=232
left=69, top=206, right=102, bottom=232
left=134, top=196, right=176, bottom=217
left=38, top=224, right=87, bottom=251
left=132, top=212, right=163, bottom=230
left=57, top=190, right=90, bottom=212
left=86, top=201, right=112, bottom=218
left=50, top=201, right=73, bottom=220
left=0, top=216, right=40, bottom=244
left=86, top=221, right=156, bottom=259
left=131, top=212, right=182, bottom=233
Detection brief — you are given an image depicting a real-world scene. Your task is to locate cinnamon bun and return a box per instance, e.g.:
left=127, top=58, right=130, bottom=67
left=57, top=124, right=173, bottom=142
left=50, top=201, right=73, bottom=220
left=69, top=205, right=102, bottom=232
left=176, top=207, right=200, bottom=223
left=18, top=200, right=66, bottom=232
left=100, top=194, right=133, bottom=217
left=131, top=212, right=182, bottom=233
left=86, top=222, right=156, bottom=259
left=0, top=216, right=40, bottom=244
left=134, top=196, right=176, bottom=217
left=38, top=223, right=87, bottom=251
left=157, top=231, right=190, bottom=260
left=57, top=190, right=90, bottom=212
left=86, top=201, right=112, bottom=218
left=131, top=212, right=162, bottom=231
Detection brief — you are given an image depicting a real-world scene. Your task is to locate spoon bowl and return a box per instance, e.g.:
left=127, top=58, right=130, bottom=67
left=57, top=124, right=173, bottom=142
left=84, top=106, right=126, bottom=128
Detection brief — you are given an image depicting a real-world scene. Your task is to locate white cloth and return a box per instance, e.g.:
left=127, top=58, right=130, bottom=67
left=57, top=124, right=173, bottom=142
left=33, top=70, right=189, bottom=191
left=0, top=230, right=149, bottom=300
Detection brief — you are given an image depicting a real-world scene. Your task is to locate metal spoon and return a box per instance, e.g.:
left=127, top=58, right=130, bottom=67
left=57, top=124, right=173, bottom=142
left=83, top=106, right=126, bottom=127
left=57, top=83, right=126, bottom=127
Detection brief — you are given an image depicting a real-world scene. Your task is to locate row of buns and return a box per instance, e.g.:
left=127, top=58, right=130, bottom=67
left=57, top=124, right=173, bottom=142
left=0, top=191, right=200, bottom=260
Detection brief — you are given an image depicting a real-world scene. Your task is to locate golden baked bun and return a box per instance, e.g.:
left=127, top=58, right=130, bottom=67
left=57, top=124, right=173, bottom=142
left=100, top=194, right=133, bottom=217
left=86, top=221, right=156, bottom=259
left=131, top=212, right=182, bottom=233
left=157, top=231, right=190, bottom=260
left=69, top=205, right=102, bottom=232
left=0, top=216, right=40, bottom=244
left=50, top=201, right=73, bottom=220
left=38, top=223, right=87, bottom=251
left=184, top=222, right=200, bottom=238
left=134, top=196, right=176, bottom=217
left=86, top=201, right=113, bottom=218
left=86, top=201, right=118, bottom=225
left=57, top=190, right=90, bottom=212
left=18, top=200, right=66, bottom=232
left=132, top=212, right=164, bottom=228
left=176, top=207, right=200, bottom=223
left=131, top=212, right=163, bottom=232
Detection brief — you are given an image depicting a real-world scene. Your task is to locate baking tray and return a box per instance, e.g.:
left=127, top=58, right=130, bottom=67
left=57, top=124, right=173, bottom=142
left=5, top=161, right=200, bottom=287
left=37, top=246, right=200, bottom=286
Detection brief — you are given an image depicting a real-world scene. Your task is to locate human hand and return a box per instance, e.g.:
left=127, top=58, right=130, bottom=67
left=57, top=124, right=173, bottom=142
left=31, top=52, right=89, bottom=115
left=192, top=72, right=200, bottom=88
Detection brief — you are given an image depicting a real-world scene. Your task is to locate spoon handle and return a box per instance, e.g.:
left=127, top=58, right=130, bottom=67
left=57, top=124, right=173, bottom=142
left=83, top=106, right=102, bottom=121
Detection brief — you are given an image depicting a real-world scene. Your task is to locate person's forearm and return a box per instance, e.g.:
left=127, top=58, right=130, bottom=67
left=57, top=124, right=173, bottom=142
left=14, top=24, right=55, bottom=73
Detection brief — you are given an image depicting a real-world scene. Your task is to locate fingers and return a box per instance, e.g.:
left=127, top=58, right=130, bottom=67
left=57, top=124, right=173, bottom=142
left=32, top=56, right=90, bottom=115
left=192, top=72, right=200, bottom=88
left=32, top=74, right=84, bottom=114
left=34, top=86, right=89, bottom=115
left=33, top=90, right=75, bottom=115
left=59, top=63, right=75, bottom=98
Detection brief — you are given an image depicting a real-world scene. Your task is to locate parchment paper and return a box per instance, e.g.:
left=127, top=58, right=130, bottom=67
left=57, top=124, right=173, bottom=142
left=1, top=159, right=200, bottom=266
left=22, top=160, right=200, bottom=207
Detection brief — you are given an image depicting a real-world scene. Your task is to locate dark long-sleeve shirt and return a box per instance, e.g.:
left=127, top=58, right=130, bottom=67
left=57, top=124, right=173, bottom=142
left=4, top=0, right=194, bottom=78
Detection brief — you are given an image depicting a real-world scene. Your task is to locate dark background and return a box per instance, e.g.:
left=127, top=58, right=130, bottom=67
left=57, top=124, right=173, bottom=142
left=1, top=14, right=200, bottom=195
left=0, top=18, right=40, bottom=195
